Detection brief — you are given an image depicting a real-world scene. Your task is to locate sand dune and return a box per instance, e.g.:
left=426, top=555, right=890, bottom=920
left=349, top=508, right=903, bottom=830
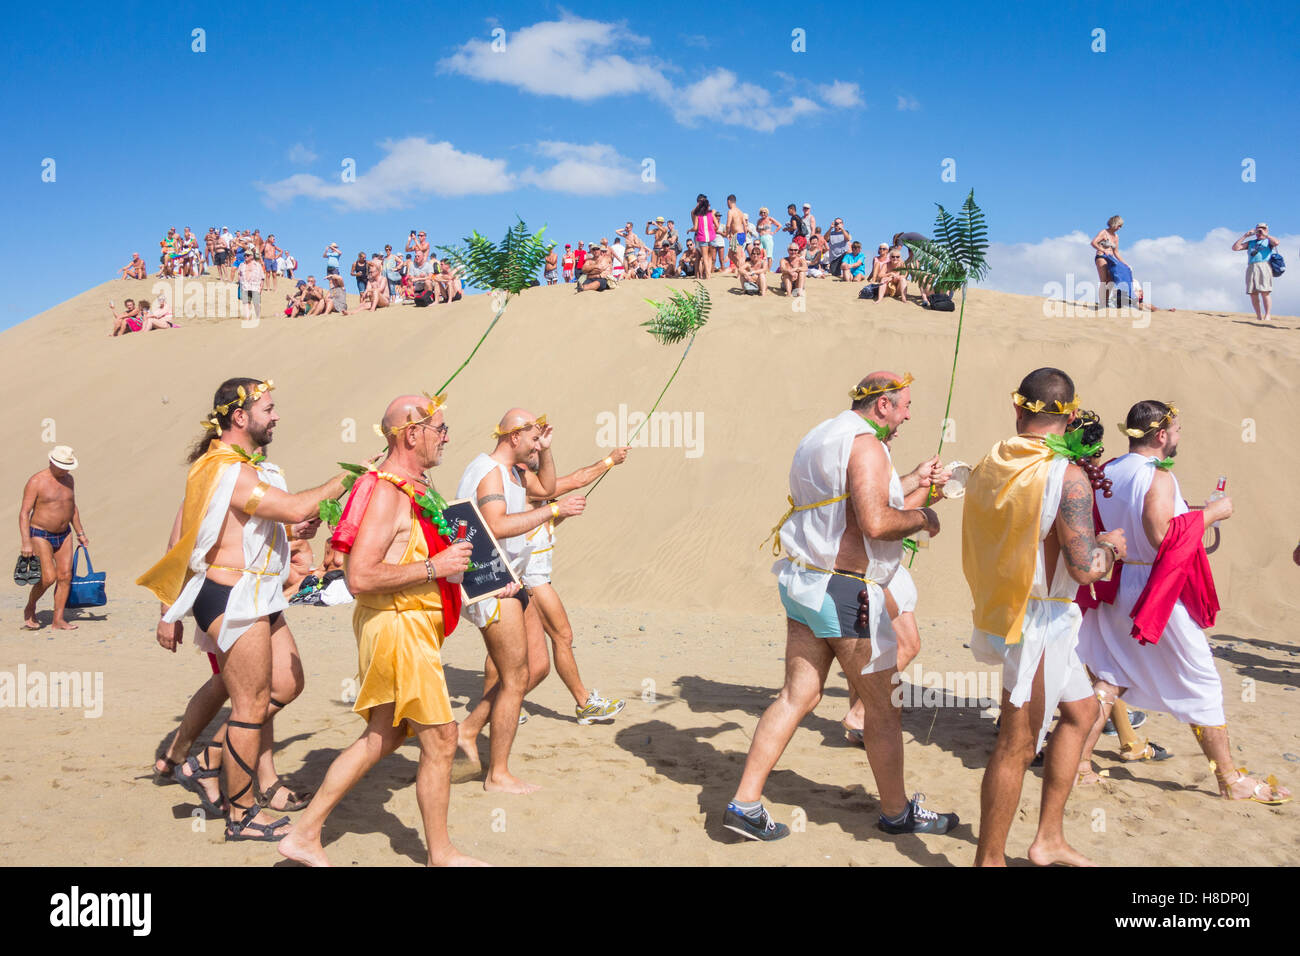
left=2, top=273, right=1297, bottom=866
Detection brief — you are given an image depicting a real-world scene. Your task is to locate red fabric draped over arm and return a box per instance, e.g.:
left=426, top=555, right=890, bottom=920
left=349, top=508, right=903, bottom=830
left=1129, top=511, right=1219, bottom=645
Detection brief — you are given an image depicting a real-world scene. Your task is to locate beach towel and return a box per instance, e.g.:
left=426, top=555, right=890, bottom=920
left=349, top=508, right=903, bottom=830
left=1103, top=255, right=1133, bottom=299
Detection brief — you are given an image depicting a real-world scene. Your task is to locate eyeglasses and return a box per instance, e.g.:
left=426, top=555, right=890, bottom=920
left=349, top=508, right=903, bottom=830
left=422, top=421, right=449, bottom=438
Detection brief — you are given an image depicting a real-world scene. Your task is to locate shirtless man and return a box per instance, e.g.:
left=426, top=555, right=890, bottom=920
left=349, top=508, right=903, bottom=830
left=118, top=253, right=146, bottom=280
left=19, top=446, right=88, bottom=630
left=262, top=235, right=281, bottom=293
left=727, top=372, right=956, bottom=840
left=294, top=276, right=321, bottom=315
left=544, top=246, right=559, bottom=286
left=777, top=243, right=807, bottom=297
left=279, top=394, right=488, bottom=866
left=736, top=244, right=769, bottom=295
left=575, top=245, right=613, bottom=292
left=519, top=446, right=629, bottom=723
left=724, top=194, right=748, bottom=273
left=436, top=261, right=463, bottom=303
left=205, top=228, right=218, bottom=269
left=138, top=378, right=348, bottom=841
left=455, top=410, right=587, bottom=792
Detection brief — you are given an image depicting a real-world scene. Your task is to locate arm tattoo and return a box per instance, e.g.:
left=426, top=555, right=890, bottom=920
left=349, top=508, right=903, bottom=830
left=1058, top=471, right=1103, bottom=574
left=477, top=494, right=505, bottom=508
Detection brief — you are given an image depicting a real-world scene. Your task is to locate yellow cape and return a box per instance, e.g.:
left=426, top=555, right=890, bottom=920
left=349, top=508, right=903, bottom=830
left=961, top=435, right=1056, bottom=645
left=136, top=441, right=250, bottom=604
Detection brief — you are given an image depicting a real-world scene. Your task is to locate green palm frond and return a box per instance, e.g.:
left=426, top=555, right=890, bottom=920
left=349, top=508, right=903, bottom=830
left=437, top=219, right=554, bottom=297
left=956, top=190, right=990, bottom=283
left=901, top=189, right=989, bottom=292
left=641, top=283, right=711, bottom=345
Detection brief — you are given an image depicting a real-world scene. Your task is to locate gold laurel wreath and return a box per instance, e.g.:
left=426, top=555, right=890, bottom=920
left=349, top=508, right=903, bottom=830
left=492, top=413, right=548, bottom=439
left=849, top=372, right=915, bottom=402
left=1119, top=402, right=1178, bottom=438
left=1012, top=390, right=1080, bottom=416
left=201, top=379, right=274, bottom=431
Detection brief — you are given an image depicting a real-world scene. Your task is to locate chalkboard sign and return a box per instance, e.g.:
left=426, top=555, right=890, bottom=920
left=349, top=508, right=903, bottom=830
left=439, top=498, right=525, bottom=605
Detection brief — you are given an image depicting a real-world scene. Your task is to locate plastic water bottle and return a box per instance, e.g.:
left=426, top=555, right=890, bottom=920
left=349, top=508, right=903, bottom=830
left=1208, top=476, right=1227, bottom=529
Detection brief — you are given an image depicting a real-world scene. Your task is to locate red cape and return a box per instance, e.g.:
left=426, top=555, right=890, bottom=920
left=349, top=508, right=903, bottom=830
left=1128, top=511, right=1218, bottom=645
left=331, top=472, right=462, bottom=634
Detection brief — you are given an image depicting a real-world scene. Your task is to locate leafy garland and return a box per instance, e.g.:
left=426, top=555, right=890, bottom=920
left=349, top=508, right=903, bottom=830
left=1042, top=430, right=1103, bottom=461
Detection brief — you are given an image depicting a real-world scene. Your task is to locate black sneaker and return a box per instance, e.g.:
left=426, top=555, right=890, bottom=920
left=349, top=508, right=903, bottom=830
left=723, top=803, right=790, bottom=841
left=877, top=793, right=958, bottom=835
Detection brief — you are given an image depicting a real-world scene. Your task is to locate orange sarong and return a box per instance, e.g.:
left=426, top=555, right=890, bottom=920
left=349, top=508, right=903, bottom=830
left=352, top=512, right=452, bottom=731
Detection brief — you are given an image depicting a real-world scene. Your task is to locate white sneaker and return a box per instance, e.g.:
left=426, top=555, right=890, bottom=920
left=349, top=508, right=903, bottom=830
left=576, top=691, right=626, bottom=725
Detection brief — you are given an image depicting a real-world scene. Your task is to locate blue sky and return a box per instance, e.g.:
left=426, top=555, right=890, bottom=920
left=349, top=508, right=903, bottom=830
left=3, top=0, right=1298, bottom=327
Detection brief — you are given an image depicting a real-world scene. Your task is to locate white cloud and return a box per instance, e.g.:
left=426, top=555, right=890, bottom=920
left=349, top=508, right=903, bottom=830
left=519, top=141, right=661, bottom=195
left=286, top=143, right=318, bottom=165
left=257, top=138, right=515, bottom=210
left=984, top=228, right=1299, bottom=315
left=673, top=69, right=821, bottom=132
left=896, top=94, right=921, bottom=111
left=257, top=137, right=658, bottom=208
left=439, top=17, right=671, bottom=101
left=820, top=81, right=863, bottom=108
left=441, top=17, right=842, bottom=132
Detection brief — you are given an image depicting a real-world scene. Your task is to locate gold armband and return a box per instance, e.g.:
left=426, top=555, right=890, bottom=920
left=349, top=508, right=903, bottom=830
left=242, top=481, right=270, bottom=516
left=550, top=502, right=560, bottom=519
left=603, top=456, right=615, bottom=468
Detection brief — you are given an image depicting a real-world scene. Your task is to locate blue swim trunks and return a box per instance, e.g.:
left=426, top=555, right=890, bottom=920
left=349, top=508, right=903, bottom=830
left=778, top=574, right=869, bottom=639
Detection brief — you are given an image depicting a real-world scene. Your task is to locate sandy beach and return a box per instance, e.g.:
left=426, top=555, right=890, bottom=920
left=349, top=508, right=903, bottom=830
left=2, top=275, right=1297, bottom=866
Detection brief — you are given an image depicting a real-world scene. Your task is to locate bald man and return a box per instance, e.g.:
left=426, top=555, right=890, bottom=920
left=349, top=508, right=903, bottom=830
left=727, top=371, right=957, bottom=841
left=280, top=395, right=487, bottom=866
left=455, top=409, right=587, bottom=793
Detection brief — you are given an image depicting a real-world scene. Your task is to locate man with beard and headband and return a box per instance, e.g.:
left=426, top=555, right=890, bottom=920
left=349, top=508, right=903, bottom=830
left=727, top=371, right=958, bottom=841
left=139, top=378, right=349, bottom=842
left=962, top=367, right=1128, bottom=866
left=455, top=409, right=587, bottom=793
left=1074, top=401, right=1290, bottom=805
left=280, top=394, right=493, bottom=866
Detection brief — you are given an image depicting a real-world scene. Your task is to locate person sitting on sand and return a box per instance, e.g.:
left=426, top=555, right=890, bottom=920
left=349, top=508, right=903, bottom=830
left=322, top=274, right=348, bottom=314
left=19, top=446, right=89, bottom=630
left=348, top=263, right=390, bottom=314
left=737, top=244, right=769, bottom=295
left=1075, top=401, right=1291, bottom=806
left=118, top=253, right=146, bottom=280
left=777, top=243, right=807, bottom=297
left=300, top=276, right=326, bottom=315
left=135, top=299, right=175, bottom=332
left=436, top=261, right=463, bottom=303
left=869, top=243, right=891, bottom=283
left=576, top=245, right=613, bottom=292
left=110, top=298, right=144, bottom=335
left=877, top=248, right=910, bottom=302
left=839, top=241, right=868, bottom=282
